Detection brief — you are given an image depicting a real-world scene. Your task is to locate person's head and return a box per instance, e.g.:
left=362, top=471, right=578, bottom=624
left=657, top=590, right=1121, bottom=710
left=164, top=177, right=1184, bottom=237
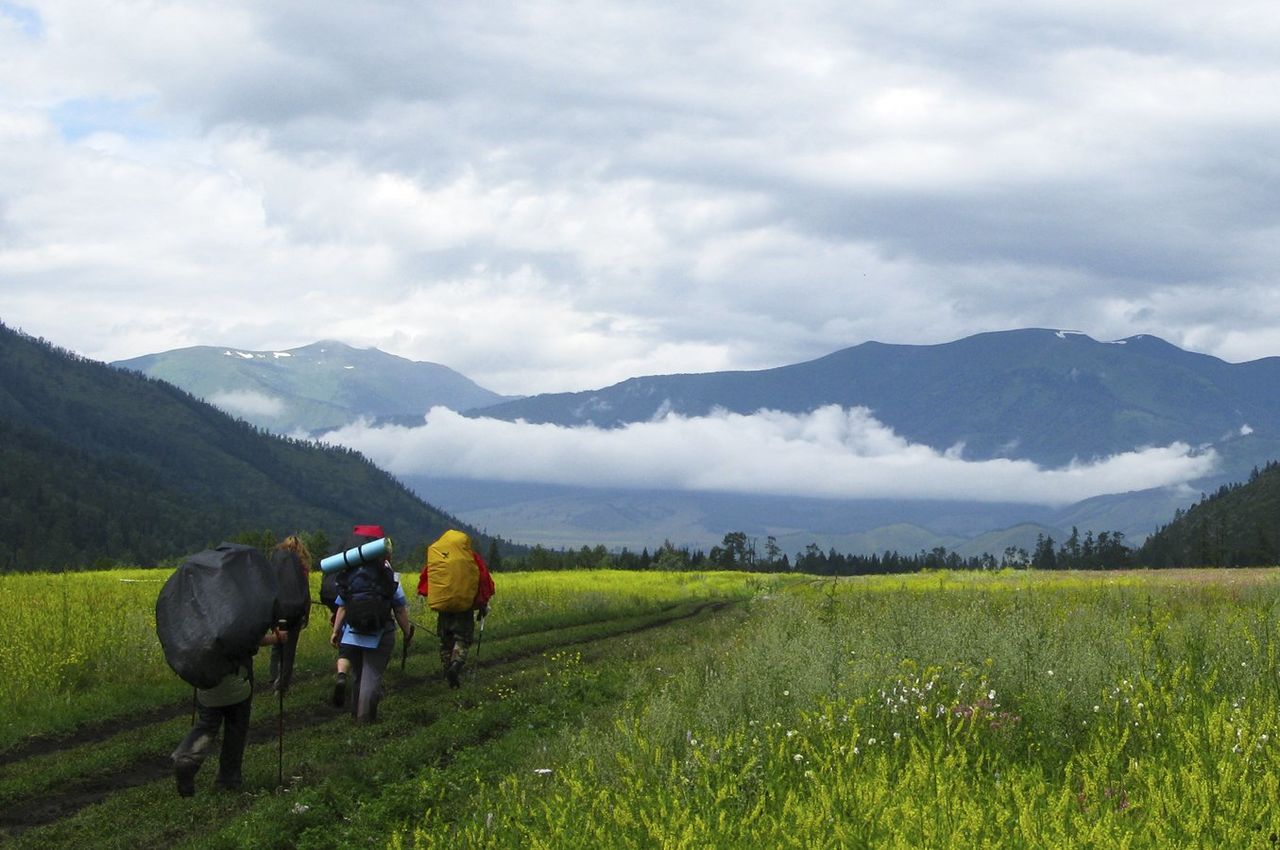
left=276, top=534, right=313, bottom=573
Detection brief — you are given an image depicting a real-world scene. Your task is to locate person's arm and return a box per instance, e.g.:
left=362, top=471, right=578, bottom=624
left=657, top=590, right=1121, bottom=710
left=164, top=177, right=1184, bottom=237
left=331, top=606, right=346, bottom=646
left=394, top=604, right=413, bottom=639
left=260, top=625, right=288, bottom=646
left=474, top=553, right=495, bottom=617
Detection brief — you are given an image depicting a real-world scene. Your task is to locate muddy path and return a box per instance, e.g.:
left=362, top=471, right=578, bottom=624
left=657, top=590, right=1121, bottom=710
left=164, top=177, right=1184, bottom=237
left=0, top=599, right=735, bottom=839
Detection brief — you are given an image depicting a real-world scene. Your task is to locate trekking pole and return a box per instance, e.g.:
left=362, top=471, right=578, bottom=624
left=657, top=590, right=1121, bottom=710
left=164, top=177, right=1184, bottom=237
left=276, top=620, right=286, bottom=789
left=401, top=624, right=414, bottom=674
left=191, top=687, right=197, bottom=726
left=473, top=613, right=486, bottom=668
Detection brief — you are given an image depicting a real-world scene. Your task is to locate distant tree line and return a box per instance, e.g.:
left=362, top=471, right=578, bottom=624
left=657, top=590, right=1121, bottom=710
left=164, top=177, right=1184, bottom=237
left=499, top=526, right=1141, bottom=576
left=500, top=460, right=1280, bottom=575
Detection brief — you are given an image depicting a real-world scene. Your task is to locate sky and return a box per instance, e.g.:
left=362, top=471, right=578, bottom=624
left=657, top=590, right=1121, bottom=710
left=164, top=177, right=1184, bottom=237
left=1, top=1, right=1274, bottom=505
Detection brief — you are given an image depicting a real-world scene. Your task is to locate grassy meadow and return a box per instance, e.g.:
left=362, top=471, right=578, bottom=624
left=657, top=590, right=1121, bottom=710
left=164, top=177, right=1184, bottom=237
left=3, top=567, right=1280, bottom=847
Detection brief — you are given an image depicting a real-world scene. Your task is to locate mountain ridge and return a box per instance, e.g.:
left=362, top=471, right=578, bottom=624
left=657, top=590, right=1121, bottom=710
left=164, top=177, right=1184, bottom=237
left=471, top=328, right=1279, bottom=468
left=114, top=339, right=515, bottom=434
left=102, top=328, right=1280, bottom=558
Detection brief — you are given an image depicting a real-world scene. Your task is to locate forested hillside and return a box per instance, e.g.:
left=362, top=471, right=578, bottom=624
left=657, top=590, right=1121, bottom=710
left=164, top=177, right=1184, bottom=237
left=0, top=322, right=492, bottom=571
left=1139, top=462, right=1280, bottom=567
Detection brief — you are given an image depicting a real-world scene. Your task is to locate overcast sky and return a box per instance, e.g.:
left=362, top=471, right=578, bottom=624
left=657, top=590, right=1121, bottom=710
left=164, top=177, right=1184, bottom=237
left=0, top=1, right=1273, bottom=507
left=3, top=0, right=1280, bottom=398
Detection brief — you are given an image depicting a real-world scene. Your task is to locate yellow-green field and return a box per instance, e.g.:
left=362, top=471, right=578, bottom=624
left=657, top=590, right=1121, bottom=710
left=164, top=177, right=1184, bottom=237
left=3, top=567, right=1279, bottom=848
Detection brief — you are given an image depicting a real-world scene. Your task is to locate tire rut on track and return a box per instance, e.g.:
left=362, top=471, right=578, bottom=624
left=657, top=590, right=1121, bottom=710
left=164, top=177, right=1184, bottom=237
left=0, top=600, right=704, bottom=764
left=0, top=598, right=735, bottom=838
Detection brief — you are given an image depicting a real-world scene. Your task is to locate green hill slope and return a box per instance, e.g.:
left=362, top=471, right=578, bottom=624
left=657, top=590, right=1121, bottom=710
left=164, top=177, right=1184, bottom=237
left=114, top=340, right=512, bottom=434
left=0, top=322, right=491, bottom=571
left=1139, top=462, right=1280, bottom=567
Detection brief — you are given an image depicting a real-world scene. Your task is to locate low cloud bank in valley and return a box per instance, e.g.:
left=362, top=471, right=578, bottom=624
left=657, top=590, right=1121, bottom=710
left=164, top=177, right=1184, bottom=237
left=209, top=390, right=285, bottom=418
left=321, top=405, right=1217, bottom=506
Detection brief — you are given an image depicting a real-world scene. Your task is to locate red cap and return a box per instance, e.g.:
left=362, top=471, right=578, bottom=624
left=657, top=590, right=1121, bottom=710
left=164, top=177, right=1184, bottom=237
left=353, top=524, right=385, bottom=538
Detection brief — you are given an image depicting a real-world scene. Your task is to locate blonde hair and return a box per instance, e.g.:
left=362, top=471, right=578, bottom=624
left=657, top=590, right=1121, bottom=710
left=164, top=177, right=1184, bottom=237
left=276, top=534, right=314, bottom=575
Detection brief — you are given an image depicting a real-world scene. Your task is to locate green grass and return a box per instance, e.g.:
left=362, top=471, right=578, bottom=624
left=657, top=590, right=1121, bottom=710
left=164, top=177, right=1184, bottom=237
left=397, top=569, right=1280, bottom=848
left=7, top=568, right=1280, bottom=848
left=0, top=568, right=785, bottom=848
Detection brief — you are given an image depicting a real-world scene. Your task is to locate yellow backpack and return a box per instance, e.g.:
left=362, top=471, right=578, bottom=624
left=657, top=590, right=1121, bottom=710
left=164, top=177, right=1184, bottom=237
left=423, top=530, right=480, bottom=613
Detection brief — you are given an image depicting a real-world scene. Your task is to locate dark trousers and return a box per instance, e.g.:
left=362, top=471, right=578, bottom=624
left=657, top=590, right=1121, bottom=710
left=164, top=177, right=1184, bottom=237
left=172, top=697, right=253, bottom=788
left=437, top=610, right=476, bottom=669
left=269, top=628, right=301, bottom=692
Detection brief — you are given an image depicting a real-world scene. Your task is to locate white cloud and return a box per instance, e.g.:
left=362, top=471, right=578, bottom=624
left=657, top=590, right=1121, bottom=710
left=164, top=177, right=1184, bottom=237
left=3, top=0, right=1280, bottom=396
left=208, top=389, right=285, bottom=418
left=321, top=405, right=1217, bottom=506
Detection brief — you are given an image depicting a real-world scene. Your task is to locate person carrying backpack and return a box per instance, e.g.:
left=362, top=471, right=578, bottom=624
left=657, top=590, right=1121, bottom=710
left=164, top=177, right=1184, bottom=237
left=173, top=625, right=288, bottom=795
left=324, top=526, right=377, bottom=710
left=329, top=524, right=413, bottom=722
left=158, top=543, right=288, bottom=796
left=268, top=534, right=313, bottom=694
left=418, top=530, right=495, bottom=689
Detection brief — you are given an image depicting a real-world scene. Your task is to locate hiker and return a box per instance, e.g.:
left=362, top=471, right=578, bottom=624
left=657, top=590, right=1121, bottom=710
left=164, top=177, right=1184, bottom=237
left=172, top=624, right=287, bottom=796
left=322, top=526, right=374, bottom=711
left=418, top=530, right=496, bottom=688
left=329, top=524, right=413, bottom=722
left=268, top=534, right=313, bottom=693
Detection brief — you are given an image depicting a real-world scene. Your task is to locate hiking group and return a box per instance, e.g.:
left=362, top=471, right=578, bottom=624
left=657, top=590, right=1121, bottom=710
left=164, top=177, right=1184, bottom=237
left=156, top=525, right=495, bottom=797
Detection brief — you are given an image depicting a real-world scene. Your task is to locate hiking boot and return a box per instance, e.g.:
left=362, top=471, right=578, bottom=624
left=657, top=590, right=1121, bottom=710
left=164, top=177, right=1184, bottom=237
left=446, top=660, right=462, bottom=689
left=214, top=776, right=242, bottom=792
left=331, top=672, right=347, bottom=707
left=174, top=760, right=197, bottom=797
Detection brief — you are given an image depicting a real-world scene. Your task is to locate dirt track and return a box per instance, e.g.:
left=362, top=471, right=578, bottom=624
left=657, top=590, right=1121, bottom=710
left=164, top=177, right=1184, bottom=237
left=0, top=599, right=733, bottom=838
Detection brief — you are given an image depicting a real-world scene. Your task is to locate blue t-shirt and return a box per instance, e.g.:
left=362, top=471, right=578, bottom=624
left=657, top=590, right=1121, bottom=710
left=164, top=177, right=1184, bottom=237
left=335, top=578, right=407, bottom=649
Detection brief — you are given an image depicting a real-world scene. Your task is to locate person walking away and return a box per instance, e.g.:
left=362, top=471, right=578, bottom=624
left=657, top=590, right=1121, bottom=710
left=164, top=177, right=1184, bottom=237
left=326, top=525, right=379, bottom=709
left=268, top=534, right=313, bottom=693
left=418, top=530, right=496, bottom=689
left=330, top=530, right=412, bottom=722
left=172, top=624, right=287, bottom=795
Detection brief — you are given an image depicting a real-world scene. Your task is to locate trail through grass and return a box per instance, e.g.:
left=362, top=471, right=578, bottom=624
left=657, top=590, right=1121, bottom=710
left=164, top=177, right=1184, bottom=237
left=6, top=568, right=1280, bottom=848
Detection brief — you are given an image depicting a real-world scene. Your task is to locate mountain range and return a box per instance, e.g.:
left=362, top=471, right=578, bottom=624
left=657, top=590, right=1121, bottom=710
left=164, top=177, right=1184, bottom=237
left=450, top=329, right=1279, bottom=553
left=112, top=328, right=1280, bottom=557
left=0, top=322, right=491, bottom=570
left=114, top=340, right=513, bottom=434
left=474, top=329, right=1280, bottom=469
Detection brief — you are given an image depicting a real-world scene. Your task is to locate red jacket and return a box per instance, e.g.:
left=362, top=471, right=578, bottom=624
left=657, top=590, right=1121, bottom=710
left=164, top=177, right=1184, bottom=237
left=418, top=551, right=495, bottom=610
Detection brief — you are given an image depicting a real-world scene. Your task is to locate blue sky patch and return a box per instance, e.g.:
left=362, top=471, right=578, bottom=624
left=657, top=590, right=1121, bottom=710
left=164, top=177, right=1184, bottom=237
left=50, top=97, right=161, bottom=142
left=0, top=1, right=42, bottom=38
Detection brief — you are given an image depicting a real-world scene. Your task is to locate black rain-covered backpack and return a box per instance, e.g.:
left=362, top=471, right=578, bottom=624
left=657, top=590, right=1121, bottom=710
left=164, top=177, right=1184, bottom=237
left=155, top=543, right=278, bottom=689
left=339, top=561, right=397, bottom=634
left=320, top=570, right=341, bottom=616
left=270, top=547, right=310, bottom=631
